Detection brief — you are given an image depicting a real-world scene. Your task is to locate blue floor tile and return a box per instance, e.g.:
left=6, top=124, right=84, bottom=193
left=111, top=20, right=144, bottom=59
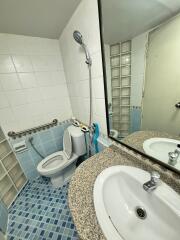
left=7, top=177, right=79, bottom=240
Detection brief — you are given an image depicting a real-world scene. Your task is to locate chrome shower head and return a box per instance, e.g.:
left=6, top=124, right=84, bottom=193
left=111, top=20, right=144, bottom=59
left=73, top=30, right=92, bottom=65
left=73, top=30, right=83, bottom=45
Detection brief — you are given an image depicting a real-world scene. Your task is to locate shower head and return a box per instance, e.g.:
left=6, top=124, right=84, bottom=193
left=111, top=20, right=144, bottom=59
left=73, top=30, right=83, bottom=45
left=73, top=30, right=92, bottom=65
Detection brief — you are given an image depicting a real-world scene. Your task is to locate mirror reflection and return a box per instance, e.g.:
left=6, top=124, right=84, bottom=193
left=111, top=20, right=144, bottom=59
left=101, top=0, right=180, bottom=171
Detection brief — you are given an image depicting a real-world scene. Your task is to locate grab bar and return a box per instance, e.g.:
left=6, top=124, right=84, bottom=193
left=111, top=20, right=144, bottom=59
left=8, top=119, right=58, bottom=139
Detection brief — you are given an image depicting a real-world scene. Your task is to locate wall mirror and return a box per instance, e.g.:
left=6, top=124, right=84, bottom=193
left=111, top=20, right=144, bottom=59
left=99, top=0, right=180, bottom=173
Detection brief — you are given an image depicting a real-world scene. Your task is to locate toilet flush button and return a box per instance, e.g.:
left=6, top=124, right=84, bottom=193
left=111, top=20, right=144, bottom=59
left=81, top=126, right=89, bottom=132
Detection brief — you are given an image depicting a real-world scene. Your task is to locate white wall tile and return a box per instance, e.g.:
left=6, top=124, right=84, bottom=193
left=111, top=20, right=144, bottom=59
left=18, top=73, right=37, bottom=88
left=31, top=114, right=47, bottom=126
left=91, top=51, right=103, bottom=78
left=0, top=34, right=72, bottom=133
left=30, top=55, right=50, bottom=72
left=7, top=35, right=27, bottom=54
left=51, top=71, right=66, bottom=84
left=94, top=98, right=106, bottom=118
left=80, top=80, right=90, bottom=98
left=0, top=108, right=14, bottom=124
left=31, top=55, right=63, bottom=72
left=0, top=55, right=15, bottom=73
left=35, top=72, right=53, bottom=87
left=6, top=90, right=28, bottom=106
left=0, top=73, right=21, bottom=91
left=78, top=60, right=89, bottom=80
left=40, top=86, right=56, bottom=100
left=24, top=37, right=61, bottom=55
left=13, top=104, right=31, bottom=121
left=0, top=80, right=3, bottom=91
left=0, top=1, right=106, bottom=134
left=35, top=71, right=65, bottom=87
left=2, top=120, right=21, bottom=133
left=92, top=77, right=105, bottom=99
left=0, top=92, right=9, bottom=109
left=18, top=118, right=35, bottom=130
left=26, top=88, right=42, bottom=103
left=131, top=32, right=148, bottom=106
left=28, top=101, right=46, bottom=117
left=12, top=55, right=33, bottom=72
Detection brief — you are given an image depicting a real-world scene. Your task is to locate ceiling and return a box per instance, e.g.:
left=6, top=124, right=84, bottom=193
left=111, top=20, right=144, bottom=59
left=0, top=0, right=81, bottom=39
left=102, top=0, right=180, bottom=44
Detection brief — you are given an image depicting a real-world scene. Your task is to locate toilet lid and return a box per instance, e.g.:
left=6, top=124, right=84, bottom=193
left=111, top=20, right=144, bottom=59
left=63, top=129, right=72, bottom=159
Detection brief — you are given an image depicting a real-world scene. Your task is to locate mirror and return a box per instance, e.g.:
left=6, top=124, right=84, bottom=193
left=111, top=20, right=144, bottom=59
left=99, top=0, right=180, bottom=173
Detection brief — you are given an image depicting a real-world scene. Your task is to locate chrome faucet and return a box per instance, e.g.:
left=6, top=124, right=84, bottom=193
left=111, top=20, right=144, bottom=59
left=168, top=145, right=180, bottom=166
left=143, top=171, right=160, bottom=193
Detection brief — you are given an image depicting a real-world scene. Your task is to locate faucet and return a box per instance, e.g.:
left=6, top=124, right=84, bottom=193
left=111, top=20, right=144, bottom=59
left=143, top=171, right=160, bottom=193
left=168, top=144, right=180, bottom=166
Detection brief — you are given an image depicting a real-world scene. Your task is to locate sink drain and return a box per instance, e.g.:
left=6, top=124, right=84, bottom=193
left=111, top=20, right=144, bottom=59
left=135, top=206, right=147, bottom=220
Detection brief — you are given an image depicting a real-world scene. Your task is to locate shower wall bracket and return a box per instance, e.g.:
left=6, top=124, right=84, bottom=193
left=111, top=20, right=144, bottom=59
left=8, top=119, right=58, bottom=139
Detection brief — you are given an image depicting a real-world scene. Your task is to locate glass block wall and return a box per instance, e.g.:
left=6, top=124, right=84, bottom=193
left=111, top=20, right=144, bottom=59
left=0, top=127, right=27, bottom=207
left=0, top=200, right=8, bottom=234
left=110, top=41, right=131, bottom=139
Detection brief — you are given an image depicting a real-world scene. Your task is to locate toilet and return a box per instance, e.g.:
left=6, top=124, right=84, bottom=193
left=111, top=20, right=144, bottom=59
left=37, top=125, right=86, bottom=187
left=110, top=129, right=119, bottom=138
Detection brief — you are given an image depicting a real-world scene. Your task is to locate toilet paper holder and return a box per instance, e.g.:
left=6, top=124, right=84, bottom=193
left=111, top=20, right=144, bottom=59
left=12, top=140, right=27, bottom=153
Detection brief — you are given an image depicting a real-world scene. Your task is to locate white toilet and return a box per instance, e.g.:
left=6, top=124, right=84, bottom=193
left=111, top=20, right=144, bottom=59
left=37, top=125, right=86, bottom=187
left=110, top=129, right=119, bottom=138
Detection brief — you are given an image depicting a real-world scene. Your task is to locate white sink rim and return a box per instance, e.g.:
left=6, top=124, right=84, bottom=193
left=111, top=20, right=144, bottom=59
left=143, top=138, right=180, bottom=164
left=93, top=165, right=180, bottom=240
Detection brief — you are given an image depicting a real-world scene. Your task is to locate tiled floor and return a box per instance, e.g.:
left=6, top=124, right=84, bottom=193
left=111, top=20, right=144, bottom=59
left=7, top=177, right=79, bottom=240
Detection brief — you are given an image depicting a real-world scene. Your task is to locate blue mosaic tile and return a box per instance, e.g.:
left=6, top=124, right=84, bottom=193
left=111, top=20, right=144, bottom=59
left=54, top=136, right=63, bottom=151
left=51, top=126, right=64, bottom=139
left=43, top=140, right=58, bottom=156
left=7, top=177, right=79, bottom=240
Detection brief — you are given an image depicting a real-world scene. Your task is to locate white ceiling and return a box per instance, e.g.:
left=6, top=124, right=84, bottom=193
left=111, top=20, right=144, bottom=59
left=0, top=0, right=81, bottom=39
left=102, top=0, right=180, bottom=44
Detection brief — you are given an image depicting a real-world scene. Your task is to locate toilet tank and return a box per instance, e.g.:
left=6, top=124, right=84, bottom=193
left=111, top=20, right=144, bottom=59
left=67, top=125, right=86, bottom=156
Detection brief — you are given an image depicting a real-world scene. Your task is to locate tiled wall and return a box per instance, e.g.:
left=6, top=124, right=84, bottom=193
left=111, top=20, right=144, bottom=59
left=59, top=0, right=107, bottom=135
left=0, top=33, right=72, bottom=134
left=0, top=200, right=8, bottom=233
left=131, top=32, right=148, bottom=107
left=130, top=107, right=141, bottom=133
left=104, top=44, right=112, bottom=105
left=9, top=121, right=71, bottom=180
left=10, top=120, right=109, bottom=180
left=130, top=32, right=148, bottom=132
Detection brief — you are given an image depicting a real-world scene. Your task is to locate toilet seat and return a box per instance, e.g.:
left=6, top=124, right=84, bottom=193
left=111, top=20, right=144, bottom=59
left=37, top=128, right=74, bottom=176
left=37, top=151, right=78, bottom=177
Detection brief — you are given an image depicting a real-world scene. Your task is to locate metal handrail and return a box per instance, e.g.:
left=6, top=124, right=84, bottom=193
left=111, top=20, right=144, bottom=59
left=8, top=119, right=58, bottom=139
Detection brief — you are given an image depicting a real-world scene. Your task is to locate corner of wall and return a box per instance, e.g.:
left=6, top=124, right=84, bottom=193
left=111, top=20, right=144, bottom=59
left=58, top=0, right=107, bottom=136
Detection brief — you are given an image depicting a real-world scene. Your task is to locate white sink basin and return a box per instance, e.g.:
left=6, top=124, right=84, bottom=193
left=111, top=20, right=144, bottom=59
left=143, top=138, right=180, bottom=170
left=93, top=166, right=180, bottom=240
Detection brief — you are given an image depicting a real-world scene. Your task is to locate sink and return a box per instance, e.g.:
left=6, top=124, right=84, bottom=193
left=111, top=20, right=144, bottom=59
left=93, top=166, right=180, bottom=240
left=143, top=138, right=180, bottom=170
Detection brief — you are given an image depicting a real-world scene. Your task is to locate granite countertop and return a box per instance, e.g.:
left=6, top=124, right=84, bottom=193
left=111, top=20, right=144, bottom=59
left=122, top=130, right=180, bottom=153
left=68, top=145, right=180, bottom=240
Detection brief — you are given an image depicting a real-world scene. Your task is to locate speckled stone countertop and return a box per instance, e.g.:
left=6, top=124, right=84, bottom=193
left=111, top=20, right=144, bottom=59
left=122, top=130, right=180, bottom=153
left=68, top=145, right=180, bottom=240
